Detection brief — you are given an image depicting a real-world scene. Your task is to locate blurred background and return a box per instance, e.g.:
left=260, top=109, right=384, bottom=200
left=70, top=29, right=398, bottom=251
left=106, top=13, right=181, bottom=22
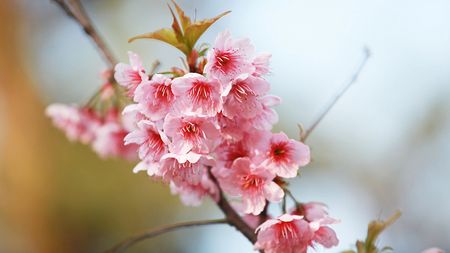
left=1, top=0, right=449, bottom=252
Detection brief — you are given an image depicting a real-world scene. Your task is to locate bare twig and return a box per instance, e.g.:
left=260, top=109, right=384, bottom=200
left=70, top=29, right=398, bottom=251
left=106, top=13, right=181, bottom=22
left=52, top=0, right=117, bottom=67
left=301, top=47, right=371, bottom=142
left=104, top=218, right=227, bottom=253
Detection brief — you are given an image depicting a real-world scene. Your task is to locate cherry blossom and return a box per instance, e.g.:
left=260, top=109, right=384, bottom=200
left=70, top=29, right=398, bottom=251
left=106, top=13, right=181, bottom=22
left=159, top=152, right=213, bottom=186
left=46, top=104, right=100, bottom=144
left=171, top=73, right=223, bottom=117
left=222, top=74, right=270, bottom=119
left=204, top=31, right=255, bottom=83
left=114, top=51, right=148, bottom=96
left=133, top=74, right=174, bottom=121
left=163, top=114, right=220, bottom=154
left=124, top=120, right=168, bottom=161
left=255, top=214, right=313, bottom=253
left=220, top=157, right=284, bottom=215
left=262, top=132, right=310, bottom=178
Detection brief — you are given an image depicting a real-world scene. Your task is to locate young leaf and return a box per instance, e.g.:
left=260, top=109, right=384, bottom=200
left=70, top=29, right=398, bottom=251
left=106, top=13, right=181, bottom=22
left=128, top=1, right=229, bottom=57
left=171, top=0, right=191, bottom=32
left=184, top=11, right=231, bottom=50
left=128, top=28, right=190, bottom=55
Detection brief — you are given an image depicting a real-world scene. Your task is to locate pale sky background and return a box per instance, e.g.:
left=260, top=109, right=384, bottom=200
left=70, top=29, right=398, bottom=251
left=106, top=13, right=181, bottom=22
left=14, top=0, right=450, bottom=252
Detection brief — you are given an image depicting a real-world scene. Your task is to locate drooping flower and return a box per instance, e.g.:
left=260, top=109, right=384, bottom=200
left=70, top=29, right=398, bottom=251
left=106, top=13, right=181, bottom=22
left=262, top=132, right=310, bottom=178
left=204, top=31, right=255, bottom=82
left=159, top=152, right=213, bottom=186
left=91, top=120, right=138, bottom=160
left=133, top=74, right=175, bottom=121
left=163, top=114, right=220, bottom=154
left=222, top=74, right=270, bottom=119
left=252, top=53, right=272, bottom=77
left=46, top=104, right=100, bottom=144
left=255, top=214, right=313, bottom=253
left=292, top=202, right=339, bottom=249
left=220, top=157, right=284, bottom=215
left=114, top=51, right=148, bottom=95
left=171, top=73, right=223, bottom=117
left=170, top=174, right=219, bottom=206
left=124, top=120, right=169, bottom=161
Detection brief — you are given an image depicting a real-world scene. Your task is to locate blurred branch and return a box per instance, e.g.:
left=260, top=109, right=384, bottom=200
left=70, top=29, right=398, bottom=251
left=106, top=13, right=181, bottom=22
left=52, top=0, right=117, bottom=68
left=301, top=47, right=371, bottom=142
left=104, top=218, right=227, bottom=253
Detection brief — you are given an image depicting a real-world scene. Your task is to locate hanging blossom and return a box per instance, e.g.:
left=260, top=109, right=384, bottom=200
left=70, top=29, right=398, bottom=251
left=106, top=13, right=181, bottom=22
left=46, top=70, right=138, bottom=160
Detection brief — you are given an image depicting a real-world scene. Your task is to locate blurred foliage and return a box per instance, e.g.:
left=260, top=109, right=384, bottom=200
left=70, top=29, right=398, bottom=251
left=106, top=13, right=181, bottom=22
left=343, top=211, right=401, bottom=253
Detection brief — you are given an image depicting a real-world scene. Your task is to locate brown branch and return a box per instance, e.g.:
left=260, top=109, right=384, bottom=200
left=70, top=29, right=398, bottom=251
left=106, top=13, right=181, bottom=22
left=208, top=171, right=258, bottom=244
left=301, top=47, right=371, bottom=142
left=52, top=0, right=117, bottom=68
left=104, top=218, right=227, bottom=253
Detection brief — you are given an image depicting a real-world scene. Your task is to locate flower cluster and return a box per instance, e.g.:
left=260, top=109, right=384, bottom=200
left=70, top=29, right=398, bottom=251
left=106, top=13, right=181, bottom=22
left=116, top=31, right=310, bottom=213
left=46, top=72, right=137, bottom=160
left=254, top=202, right=339, bottom=253
left=46, top=4, right=341, bottom=252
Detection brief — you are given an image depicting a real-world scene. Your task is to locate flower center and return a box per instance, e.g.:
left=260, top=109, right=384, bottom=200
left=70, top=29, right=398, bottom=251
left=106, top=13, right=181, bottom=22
left=270, top=142, right=289, bottom=162
left=276, top=222, right=299, bottom=240
left=189, top=81, right=211, bottom=104
left=147, top=130, right=165, bottom=155
left=231, top=81, right=254, bottom=102
left=214, top=50, right=237, bottom=73
left=180, top=122, right=200, bottom=138
left=241, top=174, right=263, bottom=190
left=154, top=83, right=173, bottom=102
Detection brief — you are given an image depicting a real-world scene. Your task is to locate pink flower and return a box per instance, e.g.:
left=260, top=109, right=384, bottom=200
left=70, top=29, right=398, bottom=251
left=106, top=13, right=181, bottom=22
left=124, top=120, right=169, bottom=161
left=163, top=114, right=220, bottom=154
left=252, top=53, right=271, bottom=76
left=292, top=202, right=339, bottom=249
left=262, top=132, right=310, bottom=178
left=46, top=104, right=100, bottom=144
left=170, top=174, right=219, bottom=206
left=255, top=214, right=313, bottom=253
left=222, top=74, right=270, bottom=119
left=132, top=159, right=161, bottom=177
left=422, top=248, right=445, bottom=253
left=91, top=120, right=138, bottom=160
left=220, top=157, right=284, bottom=215
left=217, top=112, right=248, bottom=141
left=171, top=73, right=222, bottom=117
left=114, top=51, right=148, bottom=96
left=245, top=95, right=280, bottom=131
left=204, top=31, right=255, bottom=83
left=159, top=152, right=213, bottom=186
left=133, top=74, right=175, bottom=121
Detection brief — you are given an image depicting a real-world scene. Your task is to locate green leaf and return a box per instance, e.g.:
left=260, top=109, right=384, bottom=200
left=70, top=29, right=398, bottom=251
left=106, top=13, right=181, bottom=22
left=128, top=1, right=230, bottom=56
left=128, top=28, right=190, bottom=55
left=184, top=11, right=231, bottom=50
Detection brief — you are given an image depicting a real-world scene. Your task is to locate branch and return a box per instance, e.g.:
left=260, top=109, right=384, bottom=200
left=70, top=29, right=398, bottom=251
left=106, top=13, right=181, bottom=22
left=208, top=170, right=258, bottom=244
left=301, top=47, right=371, bottom=142
left=104, top=218, right=227, bottom=253
left=52, top=0, right=117, bottom=68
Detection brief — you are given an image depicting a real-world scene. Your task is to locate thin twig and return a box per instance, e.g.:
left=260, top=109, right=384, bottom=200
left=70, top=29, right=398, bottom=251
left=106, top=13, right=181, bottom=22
left=104, top=218, right=227, bottom=253
left=52, top=0, right=117, bottom=68
left=301, top=47, right=371, bottom=142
